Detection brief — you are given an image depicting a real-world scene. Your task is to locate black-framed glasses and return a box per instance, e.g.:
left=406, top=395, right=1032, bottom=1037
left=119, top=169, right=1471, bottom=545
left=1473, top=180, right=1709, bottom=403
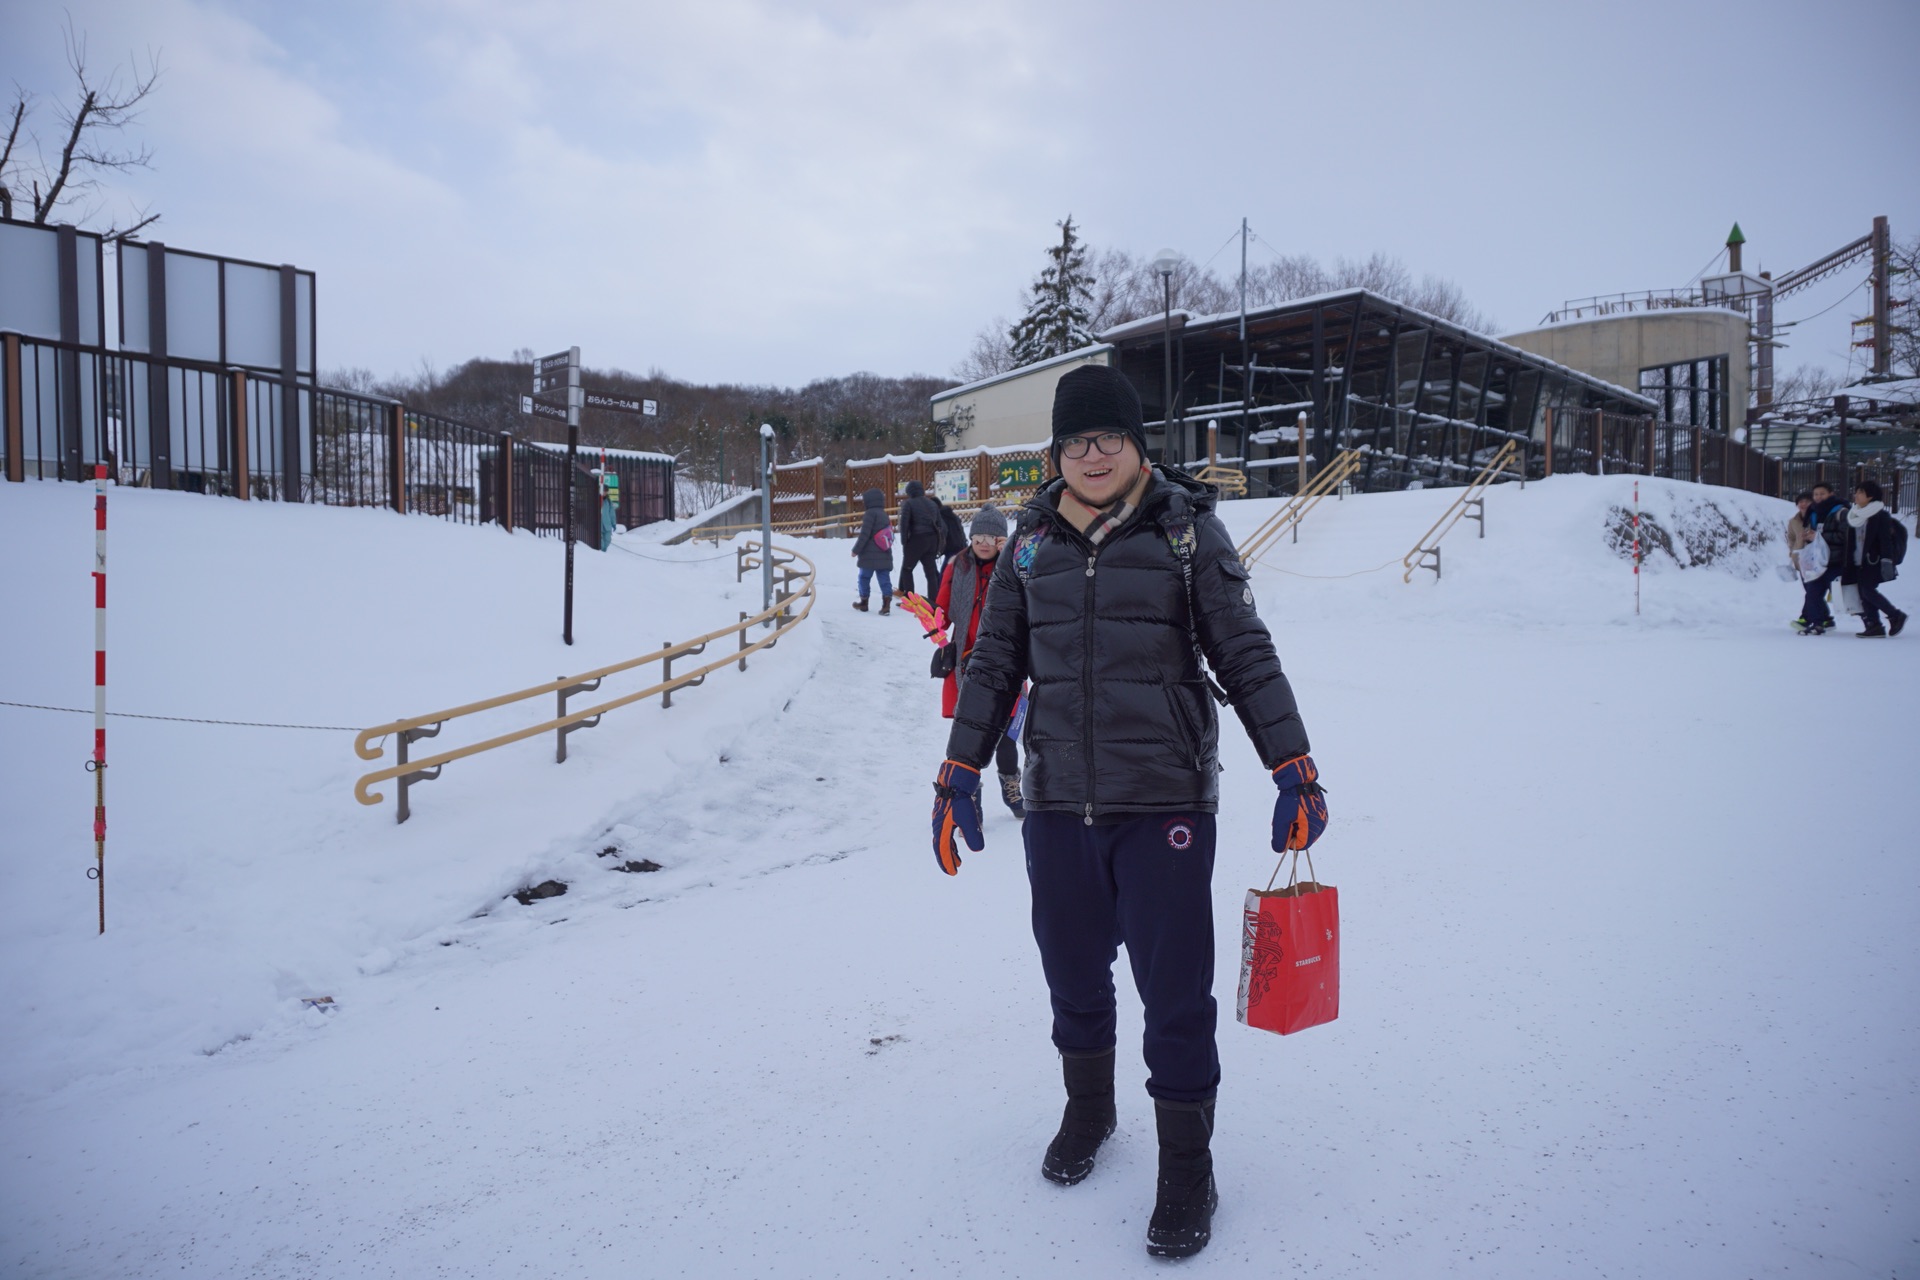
left=1059, top=432, right=1129, bottom=460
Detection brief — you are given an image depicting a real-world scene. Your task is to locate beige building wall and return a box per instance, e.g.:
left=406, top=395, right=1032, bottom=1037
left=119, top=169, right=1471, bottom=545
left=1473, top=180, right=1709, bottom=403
left=930, top=345, right=1113, bottom=450
left=1500, top=310, right=1750, bottom=431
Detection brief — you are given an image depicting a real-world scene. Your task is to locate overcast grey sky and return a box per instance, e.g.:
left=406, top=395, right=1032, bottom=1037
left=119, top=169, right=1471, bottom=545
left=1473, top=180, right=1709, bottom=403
left=4, top=0, right=1915, bottom=387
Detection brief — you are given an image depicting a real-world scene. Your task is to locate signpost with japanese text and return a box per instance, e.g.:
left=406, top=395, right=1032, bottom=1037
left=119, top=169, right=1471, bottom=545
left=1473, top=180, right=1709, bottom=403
left=522, top=348, right=663, bottom=644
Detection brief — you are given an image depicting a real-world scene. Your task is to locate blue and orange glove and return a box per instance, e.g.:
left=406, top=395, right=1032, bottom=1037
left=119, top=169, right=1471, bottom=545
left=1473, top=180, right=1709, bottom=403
left=932, top=759, right=984, bottom=875
left=1271, top=754, right=1328, bottom=852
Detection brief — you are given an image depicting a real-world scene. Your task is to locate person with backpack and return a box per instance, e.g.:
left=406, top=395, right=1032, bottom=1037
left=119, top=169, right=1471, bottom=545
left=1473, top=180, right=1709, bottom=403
left=896, top=480, right=942, bottom=598
left=850, top=486, right=895, bottom=615
left=926, top=365, right=1324, bottom=1259
left=1842, top=479, right=1907, bottom=638
left=932, top=503, right=1023, bottom=818
left=936, top=496, right=969, bottom=572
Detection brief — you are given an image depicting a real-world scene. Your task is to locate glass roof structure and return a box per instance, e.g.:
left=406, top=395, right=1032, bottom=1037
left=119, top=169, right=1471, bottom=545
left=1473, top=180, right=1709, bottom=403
left=1101, top=289, right=1657, bottom=496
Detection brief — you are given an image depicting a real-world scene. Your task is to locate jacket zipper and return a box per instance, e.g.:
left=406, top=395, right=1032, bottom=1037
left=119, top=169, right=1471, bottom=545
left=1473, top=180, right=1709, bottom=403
left=1083, top=550, right=1097, bottom=825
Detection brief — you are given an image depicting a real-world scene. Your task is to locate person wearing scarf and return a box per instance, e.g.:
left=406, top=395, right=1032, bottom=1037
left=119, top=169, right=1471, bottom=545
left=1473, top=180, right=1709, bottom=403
left=926, top=364, right=1324, bottom=1258
left=1842, top=480, right=1907, bottom=638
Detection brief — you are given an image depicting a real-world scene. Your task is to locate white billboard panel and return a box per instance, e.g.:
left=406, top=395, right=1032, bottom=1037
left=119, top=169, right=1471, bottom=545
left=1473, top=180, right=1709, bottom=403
left=115, top=240, right=316, bottom=375
left=0, top=219, right=105, bottom=344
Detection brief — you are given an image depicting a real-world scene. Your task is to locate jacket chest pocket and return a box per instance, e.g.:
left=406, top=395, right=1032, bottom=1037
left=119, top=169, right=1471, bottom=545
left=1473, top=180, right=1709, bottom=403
left=1217, top=558, right=1256, bottom=617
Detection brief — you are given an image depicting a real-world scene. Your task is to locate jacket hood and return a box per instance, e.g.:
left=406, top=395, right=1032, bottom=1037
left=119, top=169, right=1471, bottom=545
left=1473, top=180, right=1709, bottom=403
left=905, top=480, right=924, bottom=498
left=862, top=488, right=884, bottom=510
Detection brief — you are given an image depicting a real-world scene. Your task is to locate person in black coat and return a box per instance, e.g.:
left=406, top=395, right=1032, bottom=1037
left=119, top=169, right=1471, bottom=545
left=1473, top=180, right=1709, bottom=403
left=1841, top=479, right=1907, bottom=638
left=925, top=365, right=1326, bottom=1259
left=850, top=487, right=895, bottom=614
left=1803, top=481, right=1848, bottom=629
left=896, top=480, right=942, bottom=597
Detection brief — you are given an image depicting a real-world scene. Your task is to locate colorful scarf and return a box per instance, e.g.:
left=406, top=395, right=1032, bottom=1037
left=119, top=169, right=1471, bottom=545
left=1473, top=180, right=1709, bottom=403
left=1055, top=464, right=1154, bottom=547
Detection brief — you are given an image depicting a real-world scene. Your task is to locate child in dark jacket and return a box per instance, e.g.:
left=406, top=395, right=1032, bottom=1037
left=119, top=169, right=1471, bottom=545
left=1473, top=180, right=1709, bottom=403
left=934, top=503, right=1021, bottom=815
left=851, top=486, right=895, bottom=614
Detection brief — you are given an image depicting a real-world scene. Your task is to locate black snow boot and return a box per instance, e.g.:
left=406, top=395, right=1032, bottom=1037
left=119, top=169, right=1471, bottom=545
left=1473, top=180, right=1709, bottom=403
left=1890, top=609, right=1908, bottom=637
left=1041, top=1048, right=1116, bottom=1186
left=879, top=592, right=893, bottom=616
left=1858, top=622, right=1887, bottom=638
left=999, top=772, right=1026, bottom=820
left=1146, top=1098, right=1217, bottom=1258
left=852, top=597, right=869, bottom=612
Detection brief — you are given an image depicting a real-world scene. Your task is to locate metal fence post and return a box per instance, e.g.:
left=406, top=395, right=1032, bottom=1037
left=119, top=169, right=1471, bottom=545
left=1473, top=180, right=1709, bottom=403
left=554, top=675, right=602, bottom=763
left=278, top=265, right=302, bottom=502
left=3, top=334, right=22, bottom=483
left=230, top=371, right=251, bottom=500
left=384, top=402, right=403, bottom=512
left=394, top=722, right=443, bottom=824
left=497, top=432, right=514, bottom=529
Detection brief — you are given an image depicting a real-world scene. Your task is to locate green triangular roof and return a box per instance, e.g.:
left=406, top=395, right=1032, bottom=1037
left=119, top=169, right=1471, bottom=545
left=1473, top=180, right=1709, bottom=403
left=1726, top=222, right=1746, bottom=246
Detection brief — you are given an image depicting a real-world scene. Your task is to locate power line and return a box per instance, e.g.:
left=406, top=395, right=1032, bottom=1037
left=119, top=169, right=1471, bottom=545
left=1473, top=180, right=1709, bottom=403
left=0, top=700, right=362, bottom=731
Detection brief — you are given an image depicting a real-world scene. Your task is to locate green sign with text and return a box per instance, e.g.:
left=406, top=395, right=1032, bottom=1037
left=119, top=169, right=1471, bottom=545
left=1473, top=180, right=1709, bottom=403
left=998, top=458, right=1045, bottom=489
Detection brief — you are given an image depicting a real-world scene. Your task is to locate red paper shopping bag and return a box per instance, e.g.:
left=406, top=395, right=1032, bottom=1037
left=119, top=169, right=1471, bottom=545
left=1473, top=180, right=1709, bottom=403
left=1236, top=854, right=1339, bottom=1036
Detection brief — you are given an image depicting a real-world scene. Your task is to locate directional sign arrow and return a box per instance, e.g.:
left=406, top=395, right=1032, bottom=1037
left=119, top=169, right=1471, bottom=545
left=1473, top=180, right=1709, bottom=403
left=520, top=394, right=569, bottom=423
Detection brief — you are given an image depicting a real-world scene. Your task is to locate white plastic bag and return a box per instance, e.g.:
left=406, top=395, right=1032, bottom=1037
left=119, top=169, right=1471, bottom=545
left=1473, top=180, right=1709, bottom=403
left=1796, top=535, right=1829, bottom=580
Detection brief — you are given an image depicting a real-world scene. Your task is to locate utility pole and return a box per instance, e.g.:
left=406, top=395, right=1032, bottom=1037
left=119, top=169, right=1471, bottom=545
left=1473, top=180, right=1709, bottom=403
left=562, top=347, right=582, bottom=644
left=1240, top=218, right=1251, bottom=460
left=1871, top=215, right=1892, bottom=378
left=759, top=423, right=775, bottom=622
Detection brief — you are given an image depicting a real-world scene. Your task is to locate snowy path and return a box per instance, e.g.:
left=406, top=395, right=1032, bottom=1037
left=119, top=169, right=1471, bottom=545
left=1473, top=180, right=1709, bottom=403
left=4, top=478, right=1918, bottom=1277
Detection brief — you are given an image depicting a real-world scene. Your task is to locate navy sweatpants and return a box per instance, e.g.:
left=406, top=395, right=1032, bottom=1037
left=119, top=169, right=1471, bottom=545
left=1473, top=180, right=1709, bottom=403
left=1023, top=809, right=1220, bottom=1104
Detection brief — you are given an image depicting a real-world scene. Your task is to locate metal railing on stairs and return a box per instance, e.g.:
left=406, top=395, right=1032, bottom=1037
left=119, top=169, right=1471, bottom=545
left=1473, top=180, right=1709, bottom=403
left=1400, top=441, right=1523, bottom=582
left=1236, top=449, right=1365, bottom=566
left=352, top=541, right=817, bottom=821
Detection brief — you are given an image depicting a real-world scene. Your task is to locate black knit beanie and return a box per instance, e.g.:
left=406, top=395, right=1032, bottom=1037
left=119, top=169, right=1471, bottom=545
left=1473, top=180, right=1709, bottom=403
left=1051, top=365, right=1145, bottom=464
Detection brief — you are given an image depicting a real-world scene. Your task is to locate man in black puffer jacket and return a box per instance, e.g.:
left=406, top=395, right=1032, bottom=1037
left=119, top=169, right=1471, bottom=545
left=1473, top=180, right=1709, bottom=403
left=897, top=480, right=942, bottom=597
left=927, top=365, right=1325, bottom=1260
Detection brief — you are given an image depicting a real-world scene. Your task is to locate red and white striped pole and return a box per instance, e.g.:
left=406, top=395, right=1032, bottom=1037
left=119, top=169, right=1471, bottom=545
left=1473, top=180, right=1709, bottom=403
left=91, top=463, right=108, bottom=933
left=1632, top=478, right=1642, bottom=617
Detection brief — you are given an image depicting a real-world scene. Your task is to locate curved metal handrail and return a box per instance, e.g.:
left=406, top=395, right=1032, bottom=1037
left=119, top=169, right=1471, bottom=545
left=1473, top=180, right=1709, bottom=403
left=352, top=543, right=817, bottom=811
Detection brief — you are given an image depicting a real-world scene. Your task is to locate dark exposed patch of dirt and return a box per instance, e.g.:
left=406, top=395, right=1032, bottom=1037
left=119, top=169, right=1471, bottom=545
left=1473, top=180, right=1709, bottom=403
left=1606, top=497, right=1774, bottom=573
left=512, top=879, right=568, bottom=905
left=611, top=859, right=662, bottom=874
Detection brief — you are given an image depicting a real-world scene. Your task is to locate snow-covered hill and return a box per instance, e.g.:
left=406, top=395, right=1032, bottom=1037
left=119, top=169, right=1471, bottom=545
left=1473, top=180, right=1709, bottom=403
left=2, top=476, right=1915, bottom=1278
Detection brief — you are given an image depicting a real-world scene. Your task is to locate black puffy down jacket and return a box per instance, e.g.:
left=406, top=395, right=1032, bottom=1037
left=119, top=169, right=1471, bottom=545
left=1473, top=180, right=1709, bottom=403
left=946, top=467, right=1309, bottom=819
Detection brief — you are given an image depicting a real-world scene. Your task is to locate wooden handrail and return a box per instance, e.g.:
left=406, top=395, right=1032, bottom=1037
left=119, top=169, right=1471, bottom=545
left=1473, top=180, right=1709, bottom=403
left=1400, top=441, right=1521, bottom=582
left=1236, top=449, right=1364, bottom=565
left=352, top=544, right=817, bottom=808
left=688, top=494, right=1040, bottom=543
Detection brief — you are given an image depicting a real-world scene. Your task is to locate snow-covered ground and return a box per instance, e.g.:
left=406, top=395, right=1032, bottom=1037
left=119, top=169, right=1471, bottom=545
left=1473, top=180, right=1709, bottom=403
left=2, top=475, right=1916, bottom=1278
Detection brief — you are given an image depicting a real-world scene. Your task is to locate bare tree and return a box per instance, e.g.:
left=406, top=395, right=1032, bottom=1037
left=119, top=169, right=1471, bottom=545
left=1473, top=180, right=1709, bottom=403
left=1086, top=245, right=1491, bottom=336
left=953, top=319, right=1015, bottom=383
left=0, top=19, right=162, bottom=236
left=1771, top=364, right=1844, bottom=407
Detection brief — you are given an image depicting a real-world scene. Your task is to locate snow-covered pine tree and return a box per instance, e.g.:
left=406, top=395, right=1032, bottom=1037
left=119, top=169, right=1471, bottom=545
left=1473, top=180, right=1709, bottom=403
left=1007, top=217, right=1096, bottom=368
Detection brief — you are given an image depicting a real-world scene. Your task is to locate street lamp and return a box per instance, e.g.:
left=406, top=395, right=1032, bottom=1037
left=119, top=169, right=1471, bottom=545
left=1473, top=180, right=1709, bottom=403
left=1151, top=249, right=1181, bottom=465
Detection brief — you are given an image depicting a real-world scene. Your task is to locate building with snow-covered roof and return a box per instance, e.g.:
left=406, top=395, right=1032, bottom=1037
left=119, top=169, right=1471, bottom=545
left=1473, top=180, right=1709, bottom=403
left=935, top=288, right=1657, bottom=498
left=930, top=344, right=1113, bottom=452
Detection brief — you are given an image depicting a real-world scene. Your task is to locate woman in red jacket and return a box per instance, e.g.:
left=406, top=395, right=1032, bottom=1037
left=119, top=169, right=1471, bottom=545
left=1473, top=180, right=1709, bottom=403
left=935, top=503, right=1023, bottom=817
